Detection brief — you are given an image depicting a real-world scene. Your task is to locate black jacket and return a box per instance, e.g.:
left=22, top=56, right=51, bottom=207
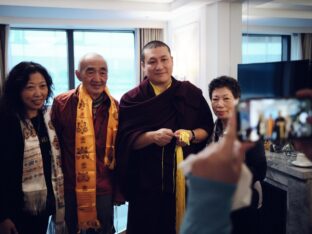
left=0, top=110, right=25, bottom=222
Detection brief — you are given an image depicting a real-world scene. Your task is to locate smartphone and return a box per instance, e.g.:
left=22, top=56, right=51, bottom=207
left=237, top=97, right=312, bottom=142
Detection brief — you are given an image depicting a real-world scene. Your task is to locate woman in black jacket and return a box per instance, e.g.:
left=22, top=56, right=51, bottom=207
left=0, top=62, right=65, bottom=234
left=208, top=76, right=267, bottom=234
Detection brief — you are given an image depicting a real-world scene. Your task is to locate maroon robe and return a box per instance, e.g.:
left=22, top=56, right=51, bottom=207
left=116, top=78, right=213, bottom=234
left=116, top=78, right=213, bottom=233
left=51, top=88, right=116, bottom=195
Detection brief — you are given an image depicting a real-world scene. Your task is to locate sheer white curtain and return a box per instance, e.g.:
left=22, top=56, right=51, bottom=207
left=291, top=33, right=302, bottom=60
left=139, top=28, right=164, bottom=81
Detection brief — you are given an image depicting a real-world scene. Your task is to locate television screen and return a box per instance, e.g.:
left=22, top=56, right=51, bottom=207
left=237, top=60, right=311, bottom=99
left=283, top=60, right=312, bottom=96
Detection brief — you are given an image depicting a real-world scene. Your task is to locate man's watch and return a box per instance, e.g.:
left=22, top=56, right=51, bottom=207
left=190, top=130, right=196, bottom=143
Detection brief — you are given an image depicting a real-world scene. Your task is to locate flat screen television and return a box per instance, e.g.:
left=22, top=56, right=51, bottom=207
left=237, top=60, right=311, bottom=99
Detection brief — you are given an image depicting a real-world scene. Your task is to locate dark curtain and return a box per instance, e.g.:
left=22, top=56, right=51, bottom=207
left=0, top=24, right=9, bottom=96
left=301, top=33, right=312, bottom=61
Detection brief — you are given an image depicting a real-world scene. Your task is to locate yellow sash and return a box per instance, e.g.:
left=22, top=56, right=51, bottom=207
left=103, top=86, right=118, bottom=170
left=175, top=131, right=189, bottom=233
left=75, top=85, right=118, bottom=231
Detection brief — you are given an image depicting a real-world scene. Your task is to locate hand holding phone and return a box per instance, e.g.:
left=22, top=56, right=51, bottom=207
left=237, top=98, right=312, bottom=142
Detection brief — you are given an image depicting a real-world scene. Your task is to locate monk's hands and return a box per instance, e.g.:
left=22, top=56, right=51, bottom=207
left=133, top=128, right=174, bottom=149
left=180, top=114, right=254, bottom=184
left=0, top=219, right=18, bottom=234
left=174, top=129, right=192, bottom=147
left=152, top=128, right=174, bottom=146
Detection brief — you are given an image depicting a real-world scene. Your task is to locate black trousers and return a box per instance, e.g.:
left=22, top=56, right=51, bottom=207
left=13, top=209, right=50, bottom=234
left=231, top=206, right=261, bottom=234
left=127, top=191, right=176, bottom=234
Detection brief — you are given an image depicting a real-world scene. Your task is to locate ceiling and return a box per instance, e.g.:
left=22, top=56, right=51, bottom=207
left=242, top=0, right=312, bottom=28
left=0, top=0, right=311, bottom=28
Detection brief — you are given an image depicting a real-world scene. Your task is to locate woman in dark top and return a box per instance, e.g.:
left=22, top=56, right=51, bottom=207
left=0, top=62, right=65, bottom=234
left=208, top=76, right=267, bottom=234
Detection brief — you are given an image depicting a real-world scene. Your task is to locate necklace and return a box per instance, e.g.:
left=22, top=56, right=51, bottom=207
left=92, top=93, right=106, bottom=121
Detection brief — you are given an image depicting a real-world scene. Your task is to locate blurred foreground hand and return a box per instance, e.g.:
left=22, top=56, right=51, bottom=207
left=180, top=113, right=254, bottom=184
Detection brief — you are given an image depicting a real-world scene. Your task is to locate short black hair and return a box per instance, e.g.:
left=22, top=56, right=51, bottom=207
left=208, top=75, right=241, bottom=100
left=141, top=40, right=171, bottom=62
left=1, top=61, right=53, bottom=119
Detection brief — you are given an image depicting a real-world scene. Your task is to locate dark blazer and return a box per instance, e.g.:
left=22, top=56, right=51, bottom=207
left=0, top=109, right=25, bottom=222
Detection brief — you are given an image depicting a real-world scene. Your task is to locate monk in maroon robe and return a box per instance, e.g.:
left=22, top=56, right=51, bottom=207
left=116, top=40, right=214, bottom=234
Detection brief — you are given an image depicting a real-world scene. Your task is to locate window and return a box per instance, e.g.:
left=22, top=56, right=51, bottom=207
left=8, top=28, right=137, bottom=101
left=242, top=34, right=290, bottom=64
left=74, top=31, right=136, bottom=100
left=8, top=29, right=69, bottom=96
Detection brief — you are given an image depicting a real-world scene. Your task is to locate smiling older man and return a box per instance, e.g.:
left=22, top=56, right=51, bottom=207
left=51, top=53, right=121, bottom=234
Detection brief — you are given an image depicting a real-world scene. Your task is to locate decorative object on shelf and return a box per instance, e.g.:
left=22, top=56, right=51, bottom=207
left=291, top=152, right=312, bottom=168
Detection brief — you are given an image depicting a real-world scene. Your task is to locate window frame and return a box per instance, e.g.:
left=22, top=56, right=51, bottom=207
left=9, top=27, right=137, bottom=97
left=242, top=33, right=291, bottom=63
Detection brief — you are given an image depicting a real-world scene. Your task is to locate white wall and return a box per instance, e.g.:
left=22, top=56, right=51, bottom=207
left=167, top=2, right=242, bottom=100
left=1, top=3, right=311, bottom=98
left=168, top=7, right=209, bottom=98
left=167, top=2, right=311, bottom=100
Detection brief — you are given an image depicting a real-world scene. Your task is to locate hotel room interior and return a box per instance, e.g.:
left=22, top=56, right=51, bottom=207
left=0, top=0, right=312, bottom=233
